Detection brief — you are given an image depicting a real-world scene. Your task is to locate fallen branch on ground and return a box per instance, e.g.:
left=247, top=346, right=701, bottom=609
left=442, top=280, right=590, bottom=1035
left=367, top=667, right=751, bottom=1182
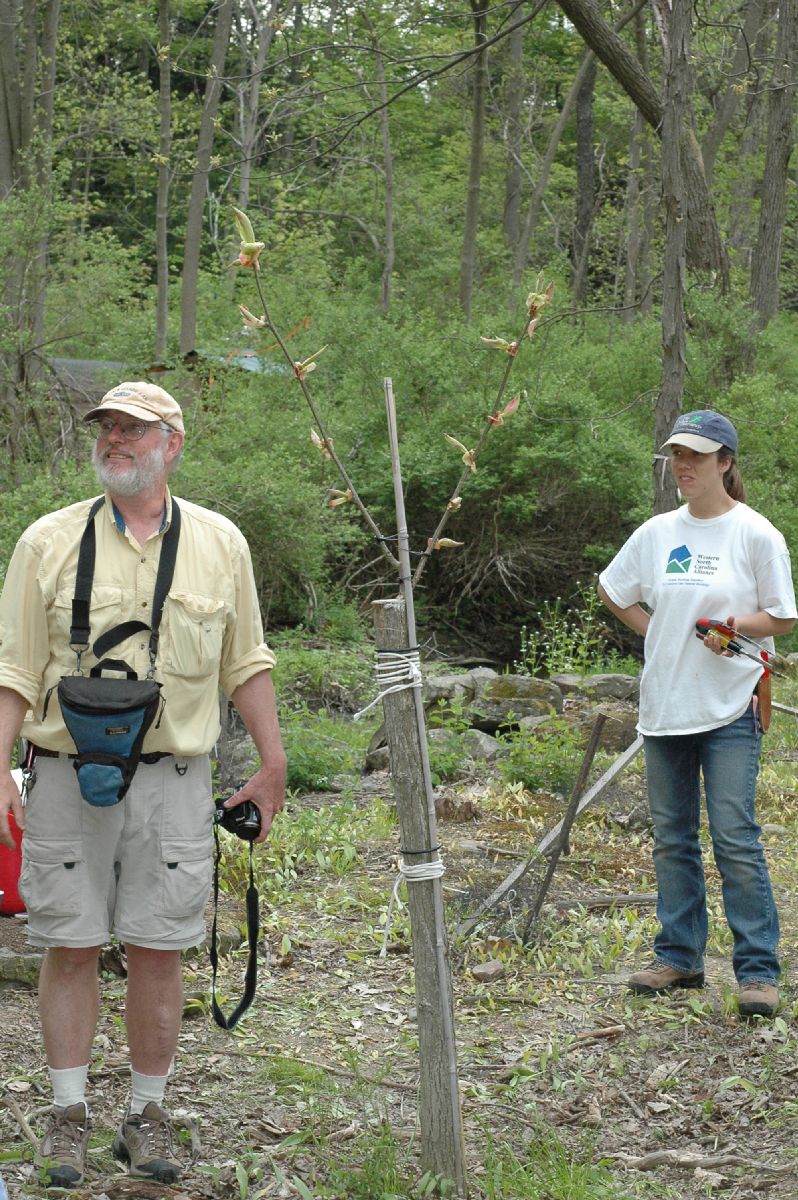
left=612, top=1149, right=793, bottom=1173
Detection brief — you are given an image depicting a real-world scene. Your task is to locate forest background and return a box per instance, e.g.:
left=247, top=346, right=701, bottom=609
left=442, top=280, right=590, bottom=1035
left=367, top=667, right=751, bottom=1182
left=2, top=0, right=798, bottom=661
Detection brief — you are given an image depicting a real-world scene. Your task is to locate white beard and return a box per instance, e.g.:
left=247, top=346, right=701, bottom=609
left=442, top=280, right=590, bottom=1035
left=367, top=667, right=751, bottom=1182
left=92, top=441, right=168, bottom=496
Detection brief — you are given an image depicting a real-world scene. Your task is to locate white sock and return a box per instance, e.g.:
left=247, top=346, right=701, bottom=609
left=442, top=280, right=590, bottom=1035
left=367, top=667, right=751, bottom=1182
left=48, top=1064, right=89, bottom=1110
left=129, top=1069, right=169, bottom=1115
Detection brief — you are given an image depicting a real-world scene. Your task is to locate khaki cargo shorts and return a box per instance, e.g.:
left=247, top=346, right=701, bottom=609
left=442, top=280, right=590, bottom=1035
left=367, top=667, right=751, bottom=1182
left=19, top=754, right=214, bottom=950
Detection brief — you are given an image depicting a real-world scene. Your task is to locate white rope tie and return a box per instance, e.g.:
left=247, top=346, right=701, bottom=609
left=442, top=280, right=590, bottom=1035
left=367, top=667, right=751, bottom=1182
left=353, top=650, right=422, bottom=721
left=380, top=856, right=446, bottom=958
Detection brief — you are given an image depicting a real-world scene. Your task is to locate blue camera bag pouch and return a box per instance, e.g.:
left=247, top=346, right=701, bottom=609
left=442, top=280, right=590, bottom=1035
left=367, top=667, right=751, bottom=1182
left=57, top=661, right=162, bottom=806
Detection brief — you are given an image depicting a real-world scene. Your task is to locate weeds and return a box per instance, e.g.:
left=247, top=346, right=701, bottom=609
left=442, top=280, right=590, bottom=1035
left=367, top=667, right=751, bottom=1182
left=514, top=579, right=639, bottom=678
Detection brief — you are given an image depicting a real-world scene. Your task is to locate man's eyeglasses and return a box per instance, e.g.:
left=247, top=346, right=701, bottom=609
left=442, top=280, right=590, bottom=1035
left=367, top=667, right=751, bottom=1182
left=95, top=417, right=172, bottom=441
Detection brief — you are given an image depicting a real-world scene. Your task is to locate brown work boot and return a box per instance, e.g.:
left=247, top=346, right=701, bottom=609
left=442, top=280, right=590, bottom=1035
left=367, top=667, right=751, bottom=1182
left=628, top=960, right=704, bottom=994
left=738, top=980, right=779, bottom=1018
left=112, top=1102, right=182, bottom=1183
left=37, top=1102, right=91, bottom=1188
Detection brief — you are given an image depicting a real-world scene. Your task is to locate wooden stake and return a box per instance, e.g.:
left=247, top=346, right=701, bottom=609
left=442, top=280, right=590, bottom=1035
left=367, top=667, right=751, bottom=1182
left=368, top=379, right=466, bottom=1197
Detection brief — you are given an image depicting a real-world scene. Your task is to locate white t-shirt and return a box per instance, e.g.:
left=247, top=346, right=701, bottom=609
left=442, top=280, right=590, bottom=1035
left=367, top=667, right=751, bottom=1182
left=599, top=503, right=797, bottom=735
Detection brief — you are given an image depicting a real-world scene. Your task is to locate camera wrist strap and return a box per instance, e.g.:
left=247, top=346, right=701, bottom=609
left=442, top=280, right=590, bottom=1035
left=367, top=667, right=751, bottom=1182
left=210, top=824, right=260, bottom=1030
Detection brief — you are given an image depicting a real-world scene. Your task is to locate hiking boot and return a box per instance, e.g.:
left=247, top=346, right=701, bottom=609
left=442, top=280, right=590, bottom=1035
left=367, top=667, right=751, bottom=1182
left=738, top=980, right=779, bottom=1018
left=112, top=1102, right=182, bottom=1183
left=628, top=960, right=705, bottom=994
left=37, top=1102, right=91, bottom=1188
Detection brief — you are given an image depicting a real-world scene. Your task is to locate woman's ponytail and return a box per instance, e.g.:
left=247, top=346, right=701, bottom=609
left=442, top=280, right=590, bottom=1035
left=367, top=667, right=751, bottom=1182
left=721, top=446, right=746, bottom=502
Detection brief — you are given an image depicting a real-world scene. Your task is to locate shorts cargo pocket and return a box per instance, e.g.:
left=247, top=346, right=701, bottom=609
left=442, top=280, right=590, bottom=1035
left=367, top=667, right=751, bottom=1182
left=19, top=839, right=83, bottom=916
left=156, top=837, right=213, bottom=919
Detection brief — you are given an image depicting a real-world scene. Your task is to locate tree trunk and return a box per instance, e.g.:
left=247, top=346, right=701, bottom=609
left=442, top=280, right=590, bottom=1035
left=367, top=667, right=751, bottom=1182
left=459, top=0, right=488, bottom=319
left=701, top=0, right=766, bottom=182
left=375, top=40, right=395, bottom=314
left=0, top=0, right=61, bottom=439
left=555, top=0, right=728, bottom=282
left=502, top=17, right=525, bottom=248
left=570, top=56, right=597, bottom=307
left=236, top=0, right=280, bottom=213
left=750, top=0, right=795, bottom=328
left=655, top=0, right=690, bottom=516
left=155, top=0, right=172, bottom=363
left=511, top=49, right=595, bottom=295
left=179, top=0, right=235, bottom=357
left=623, top=105, right=644, bottom=319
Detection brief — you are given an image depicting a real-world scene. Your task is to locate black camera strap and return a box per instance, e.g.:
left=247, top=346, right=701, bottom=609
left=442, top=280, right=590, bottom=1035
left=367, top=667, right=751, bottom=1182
left=210, top=824, right=260, bottom=1030
left=71, top=495, right=181, bottom=671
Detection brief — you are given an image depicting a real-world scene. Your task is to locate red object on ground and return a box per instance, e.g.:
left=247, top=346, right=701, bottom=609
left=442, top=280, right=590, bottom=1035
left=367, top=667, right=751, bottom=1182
left=0, top=813, right=24, bottom=915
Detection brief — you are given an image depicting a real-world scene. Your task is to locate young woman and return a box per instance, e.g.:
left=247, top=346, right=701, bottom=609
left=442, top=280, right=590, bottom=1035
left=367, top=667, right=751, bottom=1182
left=598, top=410, right=796, bottom=1017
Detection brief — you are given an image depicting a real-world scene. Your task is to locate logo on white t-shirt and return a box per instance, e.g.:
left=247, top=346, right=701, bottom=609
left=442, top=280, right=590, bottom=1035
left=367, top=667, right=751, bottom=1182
left=666, top=544, right=692, bottom=575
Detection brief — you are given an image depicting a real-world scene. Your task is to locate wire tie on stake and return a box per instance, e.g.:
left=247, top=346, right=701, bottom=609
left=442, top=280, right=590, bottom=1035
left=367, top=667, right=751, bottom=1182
left=380, top=855, right=446, bottom=958
left=352, top=649, right=422, bottom=721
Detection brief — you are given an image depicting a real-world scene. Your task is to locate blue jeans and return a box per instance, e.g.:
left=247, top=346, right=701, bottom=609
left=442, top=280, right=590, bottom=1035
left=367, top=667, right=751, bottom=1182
left=643, top=703, right=779, bottom=984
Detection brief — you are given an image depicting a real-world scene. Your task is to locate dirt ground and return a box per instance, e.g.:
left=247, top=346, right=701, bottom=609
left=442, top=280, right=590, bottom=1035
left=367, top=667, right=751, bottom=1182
left=1, top=764, right=797, bottom=1200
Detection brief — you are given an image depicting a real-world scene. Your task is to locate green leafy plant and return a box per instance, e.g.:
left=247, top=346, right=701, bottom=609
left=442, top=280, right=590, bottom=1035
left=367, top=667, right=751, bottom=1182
left=480, top=1126, right=633, bottom=1199
left=514, top=579, right=639, bottom=677
left=496, top=719, right=585, bottom=794
left=426, top=695, right=474, bottom=785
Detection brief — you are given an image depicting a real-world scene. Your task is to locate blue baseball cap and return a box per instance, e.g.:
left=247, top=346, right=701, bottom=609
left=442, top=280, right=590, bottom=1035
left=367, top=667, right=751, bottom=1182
left=661, top=410, right=738, bottom=455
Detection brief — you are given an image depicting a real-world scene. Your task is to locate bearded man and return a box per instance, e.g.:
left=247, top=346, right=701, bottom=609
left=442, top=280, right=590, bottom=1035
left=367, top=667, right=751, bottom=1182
left=0, top=382, right=286, bottom=1188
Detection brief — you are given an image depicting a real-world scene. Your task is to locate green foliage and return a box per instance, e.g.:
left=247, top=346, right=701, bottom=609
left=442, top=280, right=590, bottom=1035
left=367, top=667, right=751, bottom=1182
left=480, top=1127, right=628, bottom=1200
left=217, top=795, right=394, bottom=907
left=496, top=719, right=585, bottom=794
left=513, top=579, right=639, bottom=677
left=0, top=462, right=97, bottom=583
left=426, top=696, right=473, bottom=784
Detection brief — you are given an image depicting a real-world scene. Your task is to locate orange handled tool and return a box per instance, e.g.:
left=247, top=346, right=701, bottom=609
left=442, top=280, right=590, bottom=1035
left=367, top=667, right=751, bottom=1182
left=694, top=619, right=787, bottom=678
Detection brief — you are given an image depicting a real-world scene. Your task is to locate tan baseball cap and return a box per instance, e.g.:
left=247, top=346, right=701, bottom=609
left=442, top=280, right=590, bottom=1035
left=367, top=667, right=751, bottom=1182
left=84, top=382, right=185, bottom=433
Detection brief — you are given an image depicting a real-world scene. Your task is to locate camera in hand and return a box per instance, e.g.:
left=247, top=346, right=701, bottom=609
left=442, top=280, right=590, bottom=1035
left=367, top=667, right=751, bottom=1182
left=214, top=797, right=261, bottom=841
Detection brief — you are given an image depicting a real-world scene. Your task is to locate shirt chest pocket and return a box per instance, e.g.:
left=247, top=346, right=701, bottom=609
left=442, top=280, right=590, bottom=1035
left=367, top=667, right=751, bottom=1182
left=162, top=591, right=227, bottom=678
left=52, top=587, right=124, bottom=668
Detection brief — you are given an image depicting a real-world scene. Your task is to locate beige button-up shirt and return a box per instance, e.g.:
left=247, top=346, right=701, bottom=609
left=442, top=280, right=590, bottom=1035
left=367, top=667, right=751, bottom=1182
left=0, top=492, right=276, bottom=755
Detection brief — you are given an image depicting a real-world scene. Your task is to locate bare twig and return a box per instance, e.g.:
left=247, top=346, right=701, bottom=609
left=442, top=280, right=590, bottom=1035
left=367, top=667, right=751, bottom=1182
left=3, top=1091, right=40, bottom=1149
left=248, top=267, right=399, bottom=570
left=521, top=713, right=606, bottom=944
left=412, top=284, right=553, bottom=588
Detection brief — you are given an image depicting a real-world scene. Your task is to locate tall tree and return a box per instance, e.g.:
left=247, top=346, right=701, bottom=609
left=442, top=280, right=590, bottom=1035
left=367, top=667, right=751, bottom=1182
left=0, top=0, right=61, bottom=445
left=655, top=0, right=691, bottom=515
left=570, top=57, right=598, bottom=307
left=154, top=0, right=172, bottom=363
left=701, top=0, right=766, bottom=182
left=555, top=0, right=728, bottom=282
left=180, top=0, right=235, bottom=357
left=502, top=17, right=526, bottom=249
left=750, top=0, right=796, bottom=327
left=459, top=0, right=488, bottom=318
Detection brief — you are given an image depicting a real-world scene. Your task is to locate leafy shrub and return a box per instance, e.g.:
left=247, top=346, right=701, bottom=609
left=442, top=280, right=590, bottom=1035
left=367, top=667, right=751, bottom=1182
left=497, top=720, right=585, bottom=794
left=278, top=704, right=368, bottom=793
left=513, top=579, right=639, bottom=677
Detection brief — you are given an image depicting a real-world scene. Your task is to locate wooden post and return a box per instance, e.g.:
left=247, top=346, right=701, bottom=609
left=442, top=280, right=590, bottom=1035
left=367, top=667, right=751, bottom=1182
left=369, top=377, right=466, bottom=1195
left=372, top=599, right=466, bottom=1195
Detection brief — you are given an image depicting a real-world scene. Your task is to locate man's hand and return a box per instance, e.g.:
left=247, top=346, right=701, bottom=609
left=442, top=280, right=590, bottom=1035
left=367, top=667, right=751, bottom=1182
left=0, top=770, right=24, bottom=850
left=228, top=672, right=287, bottom=844
left=221, top=762, right=286, bottom=844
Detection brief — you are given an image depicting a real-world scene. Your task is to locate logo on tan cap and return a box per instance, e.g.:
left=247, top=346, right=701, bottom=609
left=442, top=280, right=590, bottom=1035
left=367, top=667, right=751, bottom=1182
left=84, top=381, right=185, bottom=432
